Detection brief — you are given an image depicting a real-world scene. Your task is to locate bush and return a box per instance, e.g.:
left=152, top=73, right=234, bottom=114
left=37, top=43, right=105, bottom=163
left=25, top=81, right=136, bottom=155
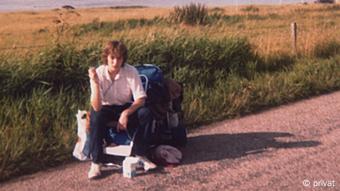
left=169, top=3, right=208, bottom=25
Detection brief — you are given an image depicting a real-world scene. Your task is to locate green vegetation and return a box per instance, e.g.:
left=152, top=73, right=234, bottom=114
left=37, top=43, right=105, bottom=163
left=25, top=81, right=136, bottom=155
left=169, top=3, right=209, bottom=25
left=0, top=90, right=88, bottom=180
left=73, top=17, right=167, bottom=36
left=1, top=3, right=340, bottom=182
left=1, top=35, right=340, bottom=181
left=241, top=5, right=260, bottom=13
left=72, top=4, right=288, bottom=37
left=313, top=39, right=340, bottom=58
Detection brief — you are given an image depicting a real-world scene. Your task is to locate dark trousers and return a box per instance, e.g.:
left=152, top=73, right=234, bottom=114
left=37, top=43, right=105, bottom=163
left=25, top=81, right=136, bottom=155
left=87, top=104, right=152, bottom=164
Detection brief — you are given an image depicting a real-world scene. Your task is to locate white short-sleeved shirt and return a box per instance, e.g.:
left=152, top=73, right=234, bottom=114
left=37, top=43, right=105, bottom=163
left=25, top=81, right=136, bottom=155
left=90, top=64, right=146, bottom=106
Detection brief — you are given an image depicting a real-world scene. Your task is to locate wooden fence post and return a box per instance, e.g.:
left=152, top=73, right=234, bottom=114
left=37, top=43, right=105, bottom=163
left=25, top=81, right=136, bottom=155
left=291, top=22, right=297, bottom=55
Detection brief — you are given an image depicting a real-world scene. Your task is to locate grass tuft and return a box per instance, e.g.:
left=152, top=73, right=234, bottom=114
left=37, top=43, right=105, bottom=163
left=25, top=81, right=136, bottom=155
left=313, top=39, right=340, bottom=58
left=169, top=3, right=209, bottom=25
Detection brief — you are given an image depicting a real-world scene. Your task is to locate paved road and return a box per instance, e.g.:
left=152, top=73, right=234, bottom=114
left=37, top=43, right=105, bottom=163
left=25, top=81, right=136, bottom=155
left=1, top=91, right=339, bottom=191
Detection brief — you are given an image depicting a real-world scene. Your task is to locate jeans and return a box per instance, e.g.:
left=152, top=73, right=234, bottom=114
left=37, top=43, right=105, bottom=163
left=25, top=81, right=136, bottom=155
left=85, top=103, right=152, bottom=164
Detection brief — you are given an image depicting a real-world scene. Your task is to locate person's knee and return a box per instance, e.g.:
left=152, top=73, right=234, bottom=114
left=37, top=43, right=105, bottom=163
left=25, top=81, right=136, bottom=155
left=90, top=109, right=106, bottom=128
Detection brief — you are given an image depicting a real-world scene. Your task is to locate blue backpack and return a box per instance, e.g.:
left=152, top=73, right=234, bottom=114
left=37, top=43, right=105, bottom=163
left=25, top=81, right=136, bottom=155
left=135, top=64, right=164, bottom=86
left=135, top=64, right=170, bottom=107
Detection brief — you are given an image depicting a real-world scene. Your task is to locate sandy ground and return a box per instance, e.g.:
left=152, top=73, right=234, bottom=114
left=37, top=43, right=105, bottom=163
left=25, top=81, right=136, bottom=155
left=0, top=91, right=339, bottom=191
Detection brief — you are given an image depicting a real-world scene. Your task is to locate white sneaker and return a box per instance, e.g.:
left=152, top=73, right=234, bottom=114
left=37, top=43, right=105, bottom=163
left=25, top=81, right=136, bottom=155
left=136, top=156, right=157, bottom=171
left=88, top=162, right=101, bottom=179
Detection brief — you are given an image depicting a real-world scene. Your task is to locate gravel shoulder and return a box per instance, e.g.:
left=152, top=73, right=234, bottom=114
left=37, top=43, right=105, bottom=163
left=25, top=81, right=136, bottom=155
left=1, top=91, right=339, bottom=191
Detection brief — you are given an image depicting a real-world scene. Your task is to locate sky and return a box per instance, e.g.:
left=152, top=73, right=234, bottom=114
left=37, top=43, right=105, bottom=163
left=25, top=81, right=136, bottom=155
left=0, top=0, right=315, bottom=12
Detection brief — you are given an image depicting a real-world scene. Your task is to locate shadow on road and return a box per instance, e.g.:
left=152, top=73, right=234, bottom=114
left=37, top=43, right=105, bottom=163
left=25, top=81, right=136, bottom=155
left=182, top=132, right=320, bottom=165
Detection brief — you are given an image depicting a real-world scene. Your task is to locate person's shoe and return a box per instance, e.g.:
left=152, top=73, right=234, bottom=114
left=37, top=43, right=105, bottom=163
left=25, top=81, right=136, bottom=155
left=136, top=156, right=157, bottom=171
left=88, top=162, right=101, bottom=179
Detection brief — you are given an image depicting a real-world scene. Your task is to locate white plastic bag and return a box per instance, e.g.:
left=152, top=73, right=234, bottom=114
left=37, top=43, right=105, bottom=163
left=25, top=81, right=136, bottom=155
left=72, top=110, right=90, bottom=161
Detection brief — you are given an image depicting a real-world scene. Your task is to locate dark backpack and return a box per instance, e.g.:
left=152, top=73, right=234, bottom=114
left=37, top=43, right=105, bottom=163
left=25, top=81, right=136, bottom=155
left=136, top=64, right=187, bottom=147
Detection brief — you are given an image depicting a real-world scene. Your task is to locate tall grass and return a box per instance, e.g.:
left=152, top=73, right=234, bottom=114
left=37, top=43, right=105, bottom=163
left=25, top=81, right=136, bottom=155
left=313, top=39, right=340, bottom=58
left=169, top=3, right=208, bottom=25
left=126, top=35, right=255, bottom=83
left=0, top=89, right=88, bottom=180
left=0, top=43, right=102, bottom=97
left=241, top=5, right=260, bottom=13
left=73, top=17, right=167, bottom=36
left=183, top=56, right=340, bottom=126
left=0, top=35, right=340, bottom=181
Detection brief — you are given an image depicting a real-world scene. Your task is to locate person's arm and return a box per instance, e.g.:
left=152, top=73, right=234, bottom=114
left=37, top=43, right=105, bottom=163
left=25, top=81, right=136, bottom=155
left=117, top=97, right=145, bottom=132
left=89, top=67, right=102, bottom=111
left=117, top=66, right=147, bottom=131
left=123, top=97, right=145, bottom=116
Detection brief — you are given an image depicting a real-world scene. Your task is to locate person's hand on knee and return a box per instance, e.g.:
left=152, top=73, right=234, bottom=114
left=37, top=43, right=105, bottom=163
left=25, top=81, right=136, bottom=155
left=117, top=112, right=128, bottom=132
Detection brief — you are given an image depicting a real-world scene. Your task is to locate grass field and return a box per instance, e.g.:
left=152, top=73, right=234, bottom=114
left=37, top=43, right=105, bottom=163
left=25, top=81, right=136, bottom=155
left=0, top=3, right=340, bottom=182
left=1, top=4, right=340, bottom=56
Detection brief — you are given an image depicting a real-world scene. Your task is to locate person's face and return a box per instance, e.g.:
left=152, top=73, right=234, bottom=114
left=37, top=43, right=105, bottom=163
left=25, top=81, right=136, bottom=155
left=107, top=54, right=123, bottom=73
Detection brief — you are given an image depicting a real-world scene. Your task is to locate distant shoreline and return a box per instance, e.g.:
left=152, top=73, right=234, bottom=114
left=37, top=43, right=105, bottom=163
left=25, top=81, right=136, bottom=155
left=0, top=5, right=151, bottom=13
left=1, top=5, right=155, bottom=13
left=0, top=0, right=313, bottom=13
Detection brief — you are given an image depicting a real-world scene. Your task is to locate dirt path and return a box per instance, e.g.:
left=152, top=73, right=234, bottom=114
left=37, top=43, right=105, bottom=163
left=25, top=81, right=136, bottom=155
left=1, top=91, right=339, bottom=191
